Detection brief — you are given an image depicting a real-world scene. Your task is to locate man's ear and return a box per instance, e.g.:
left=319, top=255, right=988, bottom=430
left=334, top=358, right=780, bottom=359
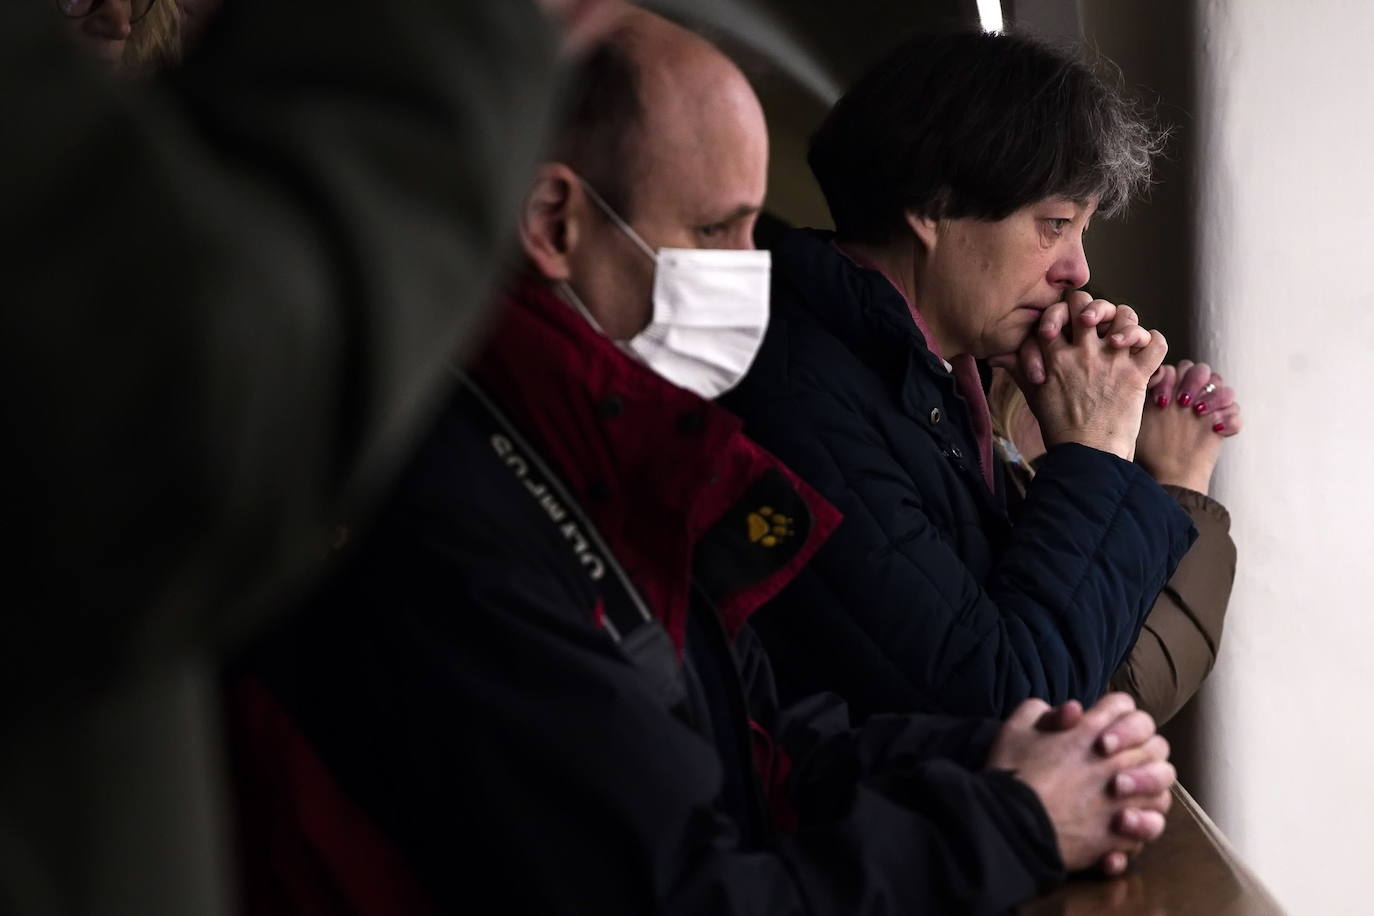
left=519, top=163, right=585, bottom=281
left=904, top=209, right=940, bottom=255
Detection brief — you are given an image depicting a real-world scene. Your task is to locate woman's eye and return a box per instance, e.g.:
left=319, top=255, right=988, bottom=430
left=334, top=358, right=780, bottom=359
left=698, top=223, right=725, bottom=238
left=1044, top=218, right=1072, bottom=234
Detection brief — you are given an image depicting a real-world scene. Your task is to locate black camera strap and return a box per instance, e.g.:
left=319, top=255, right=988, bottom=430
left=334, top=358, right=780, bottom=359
left=455, top=372, right=688, bottom=714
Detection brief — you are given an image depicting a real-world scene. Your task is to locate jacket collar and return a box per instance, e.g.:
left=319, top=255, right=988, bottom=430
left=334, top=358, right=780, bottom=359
left=471, top=275, right=841, bottom=651
left=771, top=228, right=937, bottom=383
left=772, top=228, right=998, bottom=492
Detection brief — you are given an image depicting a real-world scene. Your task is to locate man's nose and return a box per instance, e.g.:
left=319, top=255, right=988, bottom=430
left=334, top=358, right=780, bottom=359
left=85, top=0, right=134, bottom=40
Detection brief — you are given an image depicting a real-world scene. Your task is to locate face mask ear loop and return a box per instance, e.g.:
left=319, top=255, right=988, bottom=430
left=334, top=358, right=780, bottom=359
left=577, top=179, right=659, bottom=263
left=556, top=280, right=610, bottom=337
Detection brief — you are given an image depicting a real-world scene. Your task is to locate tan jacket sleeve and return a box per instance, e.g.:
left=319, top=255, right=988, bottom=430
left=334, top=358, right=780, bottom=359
left=1110, top=486, right=1236, bottom=723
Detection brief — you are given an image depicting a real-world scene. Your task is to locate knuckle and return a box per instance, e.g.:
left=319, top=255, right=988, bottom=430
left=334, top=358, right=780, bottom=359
left=1126, top=710, right=1156, bottom=739
left=1102, top=692, right=1137, bottom=717
left=1121, top=811, right=1151, bottom=839
left=1088, top=693, right=1135, bottom=729
left=1111, top=711, right=1142, bottom=739
left=1143, top=763, right=1173, bottom=793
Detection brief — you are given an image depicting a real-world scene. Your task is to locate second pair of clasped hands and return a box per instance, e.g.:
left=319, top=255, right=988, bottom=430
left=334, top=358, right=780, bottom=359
left=992, top=289, right=1241, bottom=493
left=989, top=692, right=1173, bottom=876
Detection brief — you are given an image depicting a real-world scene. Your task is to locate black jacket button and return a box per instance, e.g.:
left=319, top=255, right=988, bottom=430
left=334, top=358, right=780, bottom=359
left=598, top=396, right=624, bottom=419
left=676, top=412, right=706, bottom=434
left=929, top=407, right=943, bottom=424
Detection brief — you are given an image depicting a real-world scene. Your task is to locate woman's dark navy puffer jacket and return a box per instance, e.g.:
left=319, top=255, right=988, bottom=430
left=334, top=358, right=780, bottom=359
left=722, top=228, right=1197, bottom=720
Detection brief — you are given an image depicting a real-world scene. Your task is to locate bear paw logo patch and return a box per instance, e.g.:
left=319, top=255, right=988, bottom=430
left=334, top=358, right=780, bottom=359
left=747, top=506, right=794, bottom=548
left=693, top=469, right=811, bottom=600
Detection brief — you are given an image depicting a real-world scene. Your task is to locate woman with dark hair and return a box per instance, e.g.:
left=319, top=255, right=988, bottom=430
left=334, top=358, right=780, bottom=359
left=724, top=30, right=1202, bottom=720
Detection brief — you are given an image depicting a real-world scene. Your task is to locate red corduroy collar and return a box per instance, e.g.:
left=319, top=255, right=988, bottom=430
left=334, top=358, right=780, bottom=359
left=469, top=276, right=842, bottom=651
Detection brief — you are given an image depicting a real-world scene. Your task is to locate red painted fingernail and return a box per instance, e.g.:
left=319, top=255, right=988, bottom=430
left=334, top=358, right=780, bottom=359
left=1156, top=395, right=1169, bottom=408
left=1194, top=402, right=1208, bottom=414
left=1213, top=422, right=1225, bottom=433
left=1178, top=393, right=1192, bottom=407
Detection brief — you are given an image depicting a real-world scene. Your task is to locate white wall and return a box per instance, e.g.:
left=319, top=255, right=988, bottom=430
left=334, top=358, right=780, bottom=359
left=1194, top=1, right=1374, bottom=911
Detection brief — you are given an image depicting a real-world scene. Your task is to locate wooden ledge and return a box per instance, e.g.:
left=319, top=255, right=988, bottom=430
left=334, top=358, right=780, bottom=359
left=1019, top=785, right=1285, bottom=915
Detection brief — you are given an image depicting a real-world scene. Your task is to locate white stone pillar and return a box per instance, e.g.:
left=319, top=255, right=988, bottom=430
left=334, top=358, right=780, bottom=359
left=1192, top=1, right=1374, bottom=911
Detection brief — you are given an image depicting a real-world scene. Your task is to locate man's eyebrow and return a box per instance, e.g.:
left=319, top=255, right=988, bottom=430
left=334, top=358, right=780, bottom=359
left=701, top=203, right=764, bottom=224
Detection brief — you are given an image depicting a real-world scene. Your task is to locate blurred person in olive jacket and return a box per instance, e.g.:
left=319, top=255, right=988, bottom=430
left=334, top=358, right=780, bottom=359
left=3, top=0, right=584, bottom=730
left=1, top=1, right=607, bottom=913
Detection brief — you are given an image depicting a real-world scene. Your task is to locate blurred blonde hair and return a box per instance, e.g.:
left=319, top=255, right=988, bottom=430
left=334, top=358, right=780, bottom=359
left=988, top=367, right=1031, bottom=443
left=123, top=0, right=183, bottom=76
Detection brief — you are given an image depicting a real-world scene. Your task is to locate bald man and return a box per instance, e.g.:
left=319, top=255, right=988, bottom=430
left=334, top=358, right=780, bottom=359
left=226, top=10, right=1175, bottom=914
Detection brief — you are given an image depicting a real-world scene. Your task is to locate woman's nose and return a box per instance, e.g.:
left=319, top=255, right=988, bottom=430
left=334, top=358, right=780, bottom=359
left=84, top=0, right=133, bottom=40
left=1048, top=242, right=1090, bottom=291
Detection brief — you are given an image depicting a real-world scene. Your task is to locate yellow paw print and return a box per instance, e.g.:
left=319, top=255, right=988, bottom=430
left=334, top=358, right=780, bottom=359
left=746, top=506, right=795, bottom=548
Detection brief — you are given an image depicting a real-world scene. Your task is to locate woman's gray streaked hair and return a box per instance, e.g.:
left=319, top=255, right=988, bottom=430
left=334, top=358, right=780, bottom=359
left=1061, top=50, right=1171, bottom=218
left=809, top=30, right=1170, bottom=243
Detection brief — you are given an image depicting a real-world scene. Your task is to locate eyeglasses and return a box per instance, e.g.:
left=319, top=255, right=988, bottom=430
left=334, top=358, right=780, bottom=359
left=56, top=0, right=160, bottom=25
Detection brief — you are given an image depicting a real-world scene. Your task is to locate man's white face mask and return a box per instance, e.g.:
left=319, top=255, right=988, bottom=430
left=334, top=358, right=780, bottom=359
left=558, top=179, right=771, bottom=401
